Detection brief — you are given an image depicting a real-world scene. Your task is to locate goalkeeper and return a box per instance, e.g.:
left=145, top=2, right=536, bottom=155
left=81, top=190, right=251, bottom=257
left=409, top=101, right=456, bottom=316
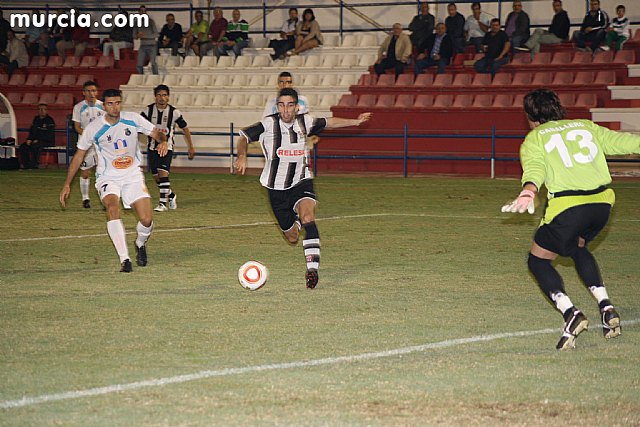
left=502, top=88, right=640, bottom=350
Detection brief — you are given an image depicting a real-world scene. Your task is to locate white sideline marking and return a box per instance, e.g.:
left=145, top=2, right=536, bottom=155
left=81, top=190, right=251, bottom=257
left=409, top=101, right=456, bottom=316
left=2, top=212, right=639, bottom=243
left=2, top=319, right=638, bottom=410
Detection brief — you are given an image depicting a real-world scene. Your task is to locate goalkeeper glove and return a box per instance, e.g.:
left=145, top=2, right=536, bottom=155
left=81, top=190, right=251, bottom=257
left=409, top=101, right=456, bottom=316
left=501, top=189, right=536, bottom=214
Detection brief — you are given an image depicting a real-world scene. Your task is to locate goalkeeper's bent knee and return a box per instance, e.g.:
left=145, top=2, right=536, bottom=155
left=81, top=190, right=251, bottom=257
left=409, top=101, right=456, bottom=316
left=527, top=252, right=565, bottom=299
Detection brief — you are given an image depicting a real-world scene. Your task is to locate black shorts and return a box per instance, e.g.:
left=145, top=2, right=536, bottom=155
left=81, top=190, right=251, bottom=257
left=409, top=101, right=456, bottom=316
left=534, top=203, right=611, bottom=257
left=148, top=149, right=173, bottom=175
left=268, top=180, right=317, bottom=231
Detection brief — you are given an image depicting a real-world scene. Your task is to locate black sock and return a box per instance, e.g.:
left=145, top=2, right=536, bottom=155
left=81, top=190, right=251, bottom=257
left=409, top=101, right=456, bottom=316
left=302, top=222, right=320, bottom=271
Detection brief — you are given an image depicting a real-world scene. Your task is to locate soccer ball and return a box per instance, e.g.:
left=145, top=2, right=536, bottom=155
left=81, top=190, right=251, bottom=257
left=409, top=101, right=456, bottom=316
left=238, top=261, right=268, bottom=291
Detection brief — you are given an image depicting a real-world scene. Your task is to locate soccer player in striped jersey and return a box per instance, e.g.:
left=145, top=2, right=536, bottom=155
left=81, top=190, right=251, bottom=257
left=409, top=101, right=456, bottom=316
left=72, top=81, right=105, bottom=209
left=60, top=89, right=168, bottom=273
left=502, top=88, right=640, bottom=349
left=235, top=88, right=371, bottom=289
left=141, top=84, right=195, bottom=212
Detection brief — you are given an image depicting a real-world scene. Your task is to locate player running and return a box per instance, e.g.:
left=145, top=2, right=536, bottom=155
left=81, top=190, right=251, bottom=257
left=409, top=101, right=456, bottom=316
left=235, top=88, right=371, bottom=289
left=60, top=89, right=168, bottom=272
left=502, top=88, right=640, bottom=349
left=72, top=81, right=105, bottom=209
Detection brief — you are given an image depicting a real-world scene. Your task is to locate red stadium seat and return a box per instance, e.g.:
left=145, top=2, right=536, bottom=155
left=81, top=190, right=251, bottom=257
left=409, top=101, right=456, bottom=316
left=46, top=56, right=63, bottom=67
left=0, top=74, right=8, bottom=85
left=413, top=74, right=433, bottom=86
left=558, top=93, right=575, bottom=107
left=531, top=72, right=552, bottom=86
left=59, top=74, right=77, bottom=86
left=575, top=93, right=597, bottom=108
left=594, top=71, right=616, bottom=85
left=571, top=51, right=592, bottom=64
left=21, top=93, right=40, bottom=105
left=471, top=94, right=492, bottom=107
left=471, top=73, right=491, bottom=86
left=76, top=74, right=94, bottom=86
left=512, top=93, right=525, bottom=108
left=96, top=56, right=114, bottom=68
left=592, top=50, right=614, bottom=63
left=7, top=74, right=26, bottom=86
left=491, top=73, right=511, bottom=86
left=24, top=74, right=43, bottom=86
left=414, top=94, right=434, bottom=107
left=433, top=94, right=453, bottom=107
left=6, top=92, right=22, bottom=104
left=62, top=56, right=80, bottom=67
left=357, top=74, right=375, bottom=86
left=42, top=74, right=60, bottom=86
left=375, top=94, right=395, bottom=108
left=452, top=94, right=472, bottom=107
left=531, top=52, right=551, bottom=65
left=511, top=53, right=532, bottom=66
left=29, top=56, right=46, bottom=67
left=79, top=56, right=98, bottom=67
left=551, top=71, right=574, bottom=86
left=395, top=74, right=414, bottom=86
left=512, top=72, right=532, bottom=85
left=38, top=93, right=56, bottom=105
left=452, top=73, right=472, bottom=86
left=337, top=94, right=357, bottom=107
left=613, top=50, right=635, bottom=64
left=432, top=74, right=452, bottom=86
left=54, top=93, right=74, bottom=106
left=551, top=51, right=571, bottom=64
left=356, top=94, right=376, bottom=107
left=376, top=74, right=395, bottom=86
left=394, top=94, right=414, bottom=108
left=574, top=71, right=594, bottom=85
left=492, top=94, right=513, bottom=107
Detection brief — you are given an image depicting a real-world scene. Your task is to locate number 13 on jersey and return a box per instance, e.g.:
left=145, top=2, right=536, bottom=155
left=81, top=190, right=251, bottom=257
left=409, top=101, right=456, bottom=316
left=544, top=130, right=598, bottom=168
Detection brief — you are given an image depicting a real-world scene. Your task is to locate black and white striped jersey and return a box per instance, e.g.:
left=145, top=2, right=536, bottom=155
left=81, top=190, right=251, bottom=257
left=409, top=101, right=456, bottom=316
left=240, top=113, right=327, bottom=190
left=141, top=103, right=188, bottom=151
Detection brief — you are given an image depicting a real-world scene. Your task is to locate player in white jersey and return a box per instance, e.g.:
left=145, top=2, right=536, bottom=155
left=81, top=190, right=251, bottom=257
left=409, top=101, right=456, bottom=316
left=60, top=89, right=168, bottom=273
left=236, top=88, right=371, bottom=289
left=72, top=80, right=105, bottom=209
left=141, top=84, right=195, bottom=212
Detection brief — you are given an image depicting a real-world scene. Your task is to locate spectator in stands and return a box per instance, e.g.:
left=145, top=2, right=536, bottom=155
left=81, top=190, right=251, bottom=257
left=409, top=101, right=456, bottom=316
left=24, top=10, right=46, bottom=56
left=263, top=71, right=310, bottom=117
left=103, top=9, right=133, bottom=61
left=408, top=3, right=435, bottom=53
left=464, top=2, right=490, bottom=53
left=0, top=30, right=28, bottom=77
left=199, top=7, right=227, bottom=57
left=445, top=3, right=466, bottom=54
left=184, top=10, right=208, bottom=56
left=504, top=0, right=530, bottom=52
left=56, top=23, right=90, bottom=60
left=0, top=9, right=10, bottom=53
left=135, top=5, right=159, bottom=75
left=602, top=5, right=629, bottom=52
left=374, top=23, right=412, bottom=77
left=18, top=103, right=55, bottom=169
left=288, top=8, right=323, bottom=56
left=46, top=9, right=67, bottom=56
left=269, top=8, right=298, bottom=60
left=574, top=0, right=609, bottom=53
left=158, top=13, right=183, bottom=56
left=474, top=18, right=510, bottom=76
left=516, top=0, right=569, bottom=55
left=414, top=23, right=453, bottom=75
left=218, top=9, right=249, bottom=57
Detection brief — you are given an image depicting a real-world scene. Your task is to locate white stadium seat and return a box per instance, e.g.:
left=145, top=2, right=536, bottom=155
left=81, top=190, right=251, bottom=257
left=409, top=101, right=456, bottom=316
left=358, top=34, right=378, bottom=47
left=341, top=34, right=357, bottom=47
left=126, top=74, right=144, bottom=86
left=322, top=34, right=340, bottom=47
left=359, top=54, right=376, bottom=67
left=164, top=56, right=181, bottom=68
left=247, top=94, right=265, bottom=107
left=248, top=75, right=266, bottom=87
left=122, top=92, right=140, bottom=106
left=286, top=56, right=304, bottom=68
left=340, top=55, right=358, bottom=67
left=231, top=75, right=247, bottom=87
left=175, top=93, right=193, bottom=107
left=196, top=74, right=212, bottom=87
left=228, top=94, right=246, bottom=106
left=233, top=56, right=252, bottom=68
left=179, top=74, right=195, bottom=87
left=339, top=74, right=357, bottom=86
left=141, top=93, right=155, bottom=106
left=321, top=55, right=340, bottom=68
left=320, top=74, right=338, bottom=86
left=213, top=74, right=230, bottom=86
left=211, top=93, right=229, bottom=106
left=305, top=93, right=318, bottom=106
left=250, top=37, right=270, bottom=48
left=144, top=75, right=162, bottom=86
left=319, top=93, right=337, bottom=106
left=216, top=55, right=234, bottom=68
left=302, top=74, right=320, bottom=87
left=251, top=56, right=271, bottom=68
left=181, top=56, right=200, bottom=68
left=199, top=56, right=217, bottom=68
left=162, top=74, right=179, bottom=86
left=194, top=93, right=211, bottom=106
left=265, top=74, right=278, bottom=87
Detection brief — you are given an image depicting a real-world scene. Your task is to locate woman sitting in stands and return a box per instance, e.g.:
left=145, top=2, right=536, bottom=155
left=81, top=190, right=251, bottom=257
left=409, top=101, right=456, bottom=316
left=288, top=8, right=323, bottom=56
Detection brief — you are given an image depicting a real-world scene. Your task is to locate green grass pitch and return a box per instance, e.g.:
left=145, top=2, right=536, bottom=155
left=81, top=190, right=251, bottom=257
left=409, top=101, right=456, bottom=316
left=1, top=170, right=639, bottom=426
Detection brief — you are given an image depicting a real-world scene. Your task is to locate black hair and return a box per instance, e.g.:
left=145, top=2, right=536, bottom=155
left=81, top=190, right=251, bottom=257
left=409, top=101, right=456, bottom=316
left=83, top=80, right=98, bottom=89
left=278, top=87, right=299, bottom=103
left=471, top=2, right=481, bottom=8
left=616, top=4, right=625, bottom=11
left=278, top=71, right=292, bottom=79
left=102, top=89, right=122, bottom=100
left=523, top=88, right=566, bottom=124
left=302, top=8, right=315, bottom=22
left=490, top=18, right=500, bottom=25
left=289, top=7, right=298, bottom=13
left=447, top=2, right=457, bottom=7
left=154, top=84, right=170, bottom=95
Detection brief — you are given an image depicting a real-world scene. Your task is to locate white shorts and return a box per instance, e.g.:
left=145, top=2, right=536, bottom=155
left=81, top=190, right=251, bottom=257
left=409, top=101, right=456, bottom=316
left=96, top=171, right=150, bottom=209
left=80, top=145, right=97, bottom=170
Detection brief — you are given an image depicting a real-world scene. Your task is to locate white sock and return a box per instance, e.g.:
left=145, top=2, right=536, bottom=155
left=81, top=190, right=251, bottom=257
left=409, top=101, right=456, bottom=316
left=107, top=219, right=129, bottom=262
left=551, top=292, right=574, bottom=314
left=135, top=221, right=153, bottom=248
left=589, top=286, right=610, bottom=305
left=80, top=177, right=90, bottom=200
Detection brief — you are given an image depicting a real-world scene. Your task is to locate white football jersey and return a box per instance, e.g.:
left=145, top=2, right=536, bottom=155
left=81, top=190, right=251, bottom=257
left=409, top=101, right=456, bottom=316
left=77, top=112, right=155, bottom=180
left=72, top=100, right=105, bottom=130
